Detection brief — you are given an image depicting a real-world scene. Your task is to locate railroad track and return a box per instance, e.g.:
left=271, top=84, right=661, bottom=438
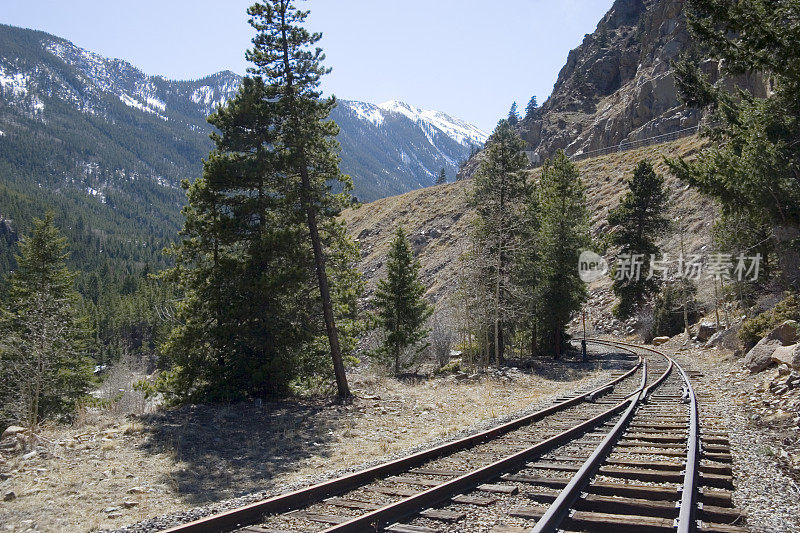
left=160, top=340, right=744, bottom=533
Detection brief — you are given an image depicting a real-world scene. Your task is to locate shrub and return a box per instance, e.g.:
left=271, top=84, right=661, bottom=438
left=651, top=280, right=699, bottom=338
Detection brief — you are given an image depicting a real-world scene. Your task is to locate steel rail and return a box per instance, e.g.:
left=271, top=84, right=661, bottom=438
left=319, top=396, right=637, bottom=533
left=531, top=338, right=697, bottom=533
left=531, top=340, right=675, bottom=532
left=160, top=353, right=643, bottom=533
left=675, top=359, right=700, bottom=533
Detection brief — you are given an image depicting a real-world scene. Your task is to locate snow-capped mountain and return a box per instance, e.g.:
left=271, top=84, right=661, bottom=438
left=0, top=23, right=485, bottom=206
left=332, top=100, right=486, bottom=199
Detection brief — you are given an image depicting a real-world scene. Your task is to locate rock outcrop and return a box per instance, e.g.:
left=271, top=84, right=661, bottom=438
left=456, top=0, right=770, bottom=180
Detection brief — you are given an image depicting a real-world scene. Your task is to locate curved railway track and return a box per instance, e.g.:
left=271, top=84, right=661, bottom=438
left=160, top=340, right=745, bottom=533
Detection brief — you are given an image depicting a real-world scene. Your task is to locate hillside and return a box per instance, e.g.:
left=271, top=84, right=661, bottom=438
left=344, top=135, right=714, bottom=326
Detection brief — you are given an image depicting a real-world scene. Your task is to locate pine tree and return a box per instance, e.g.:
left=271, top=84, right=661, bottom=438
left=160, top=7, right=363, bottom=401
left=608, top=160, right=669, bottom=319
left=247, top=0, right=356, bottom=398
left=668, top=0, right=800, bottom=285
left=469, top=120, right=529, bottom=364
left=507, top=102, right=520, bottom=126
left=0, top=213, right=92, bottom=429
left=436, top=167, right=447, bottom=185
left=524, top=96, right=538, bottom=120
left=535, top=151, right=589, bottom=357
left=372, top=226, right=433, bottom=375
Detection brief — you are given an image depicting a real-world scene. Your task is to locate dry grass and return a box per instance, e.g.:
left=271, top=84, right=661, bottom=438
left=342, top=135, right=715, bottom=317
left=0, top=364, right=609, bottom=532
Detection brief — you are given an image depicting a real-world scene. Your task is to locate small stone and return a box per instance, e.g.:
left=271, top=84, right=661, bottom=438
left=0, top=426, right=25, bottom=440
left=126, top=486, right=147, bottom=494
left=122, top=500, right=139, bottom=508
left=107, top=512, right=123, bottom=519
left=3, top=491, right=16, bottom=501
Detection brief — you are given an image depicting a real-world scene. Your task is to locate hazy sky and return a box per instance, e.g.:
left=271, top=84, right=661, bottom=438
left=2, top=0, right=614, bottom=132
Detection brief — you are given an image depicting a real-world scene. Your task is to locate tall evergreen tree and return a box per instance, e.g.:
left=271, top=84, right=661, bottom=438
left=608, top=160, right=669, bottom=319
left=508, top=102, right=520, bottom=126
left=512, top=179, right=542, bottom=358
left=372, top=226, right=433, bottom=375
left=0, top=213, right=92, bottom=429
left=160, top=3, right=362, bottom=402
left=524, top=96, right=538, bottom=120
left=436, top=167, right=447, bottom=185
left=668, top=0, right=800, bottom=285
left=469, top=120, right=529, bottom=364
left=535, top=151, right=590, bottom=357
left=246, top=0, right=355, bottom=398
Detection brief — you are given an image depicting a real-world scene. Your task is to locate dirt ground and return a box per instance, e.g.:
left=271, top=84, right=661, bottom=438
left=0, top=360, right=610, bottom=532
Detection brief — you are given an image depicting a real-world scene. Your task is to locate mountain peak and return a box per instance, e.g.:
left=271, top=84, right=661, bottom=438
left=376, top=99, right=488, bottom=147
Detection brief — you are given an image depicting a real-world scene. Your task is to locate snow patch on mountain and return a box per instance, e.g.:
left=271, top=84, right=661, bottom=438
left=344, top=100, right=385, bottom=126
left=0, top=65, right=28, bottom=98
left=378, top=100, right=488, bottom=147
left=119, top=93, right=167, bottom=120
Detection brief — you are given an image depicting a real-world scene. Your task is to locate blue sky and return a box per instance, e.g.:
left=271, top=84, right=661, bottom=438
left=2, top=0, right=614, bottom=132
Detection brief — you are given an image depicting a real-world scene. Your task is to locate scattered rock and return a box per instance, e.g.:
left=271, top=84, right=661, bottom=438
left=122, top=500, right=140, bottom=508
left=696, top=321, right=717, bottom=342
left=652, top=336, right=670, bottom=346
left=4, top=491, right=16, bottom=501
left=126, top=486, right=148, bottom=494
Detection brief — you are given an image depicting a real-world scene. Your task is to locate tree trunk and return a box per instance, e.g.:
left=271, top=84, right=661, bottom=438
left=553, top=327, right=561, bottom=359
left=279, top=5, right=349, bottom=399
left=300, top=165, right=350, bottom=399
left=494, top=247, right=501, bottom=367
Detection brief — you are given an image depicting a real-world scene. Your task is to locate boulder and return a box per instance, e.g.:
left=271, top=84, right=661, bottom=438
left=652, top=336, right=670, bottom=346
left=696, top=321, right=717, bottom=342
left=705, top=326, right=739, bottom=351
left=744, top=339, right=782, bottom=373
left=772, top=343, right=800, bottom=369
left=744, top=321, right=800, bottom=373
left=766, top=320, right=799, bottom=344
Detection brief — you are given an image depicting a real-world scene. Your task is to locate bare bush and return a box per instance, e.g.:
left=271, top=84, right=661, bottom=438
left=98, top=350, right=152, bottom=416
left=636, top=306, right=655, bottom=343
left=429, top=315, right=455, bottom=368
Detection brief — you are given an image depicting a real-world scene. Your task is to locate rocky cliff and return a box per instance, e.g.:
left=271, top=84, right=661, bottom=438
left=475, top=0, right=766, bottom=169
